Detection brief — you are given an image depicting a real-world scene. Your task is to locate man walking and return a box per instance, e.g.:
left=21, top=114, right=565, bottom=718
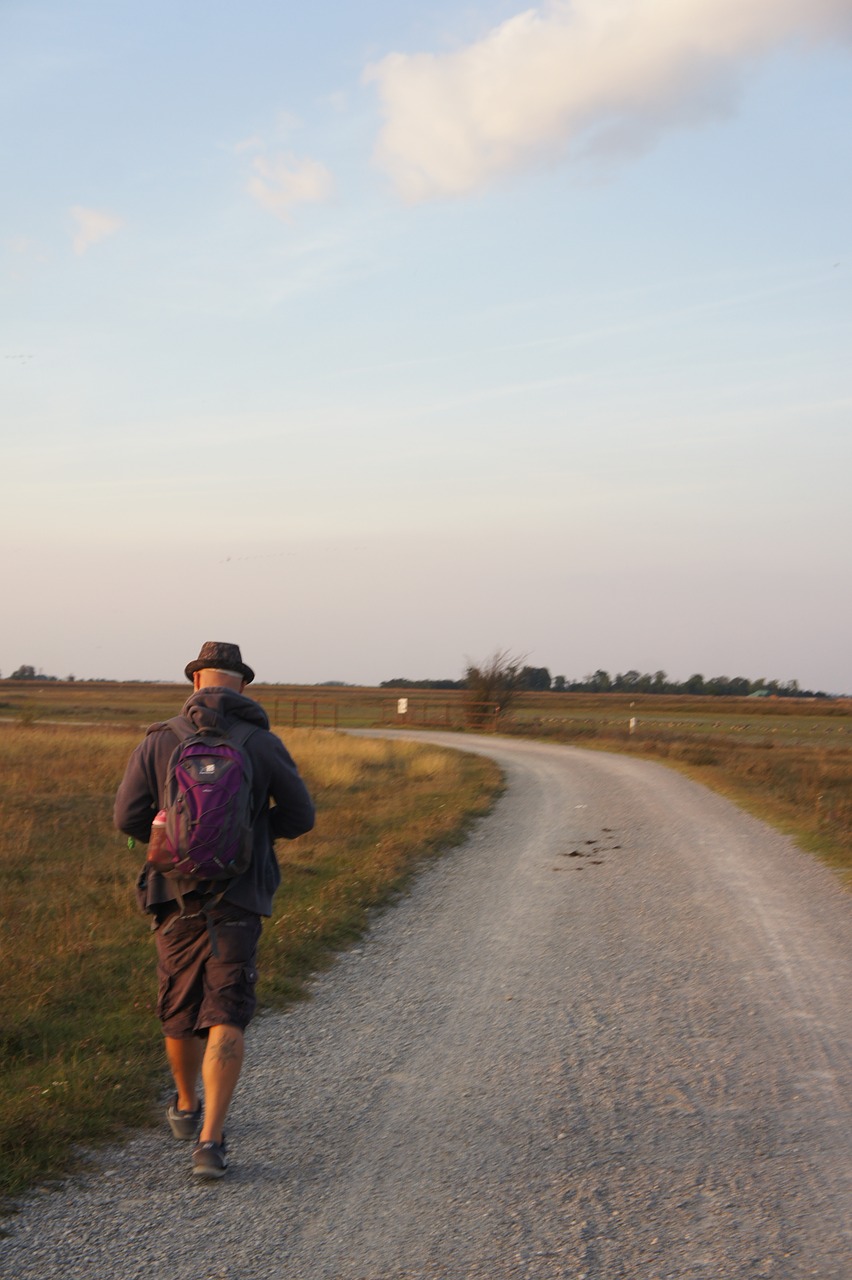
left=114, top=641, right=315, bottom=1178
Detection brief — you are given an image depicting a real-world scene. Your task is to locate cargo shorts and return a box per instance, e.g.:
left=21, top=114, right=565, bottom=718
left=154, top=896, right=263, bottom=1038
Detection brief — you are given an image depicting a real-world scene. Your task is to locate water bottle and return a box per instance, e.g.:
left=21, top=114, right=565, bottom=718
left=146, top=809, right=171, bottom=871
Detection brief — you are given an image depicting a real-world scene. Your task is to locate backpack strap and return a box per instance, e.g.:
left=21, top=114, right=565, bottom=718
left=159, top=884, right=229, bottom=957
left=145, top=715, right=193, bottom=741
left=165, top=715, right=195, bottom=742
left=224, top=721, right=258, bottom=824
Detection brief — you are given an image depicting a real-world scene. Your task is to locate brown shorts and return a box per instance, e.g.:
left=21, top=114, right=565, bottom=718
left=154, top=898, right=263, bottom=1038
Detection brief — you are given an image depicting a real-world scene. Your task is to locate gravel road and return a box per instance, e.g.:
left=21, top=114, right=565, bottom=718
left=3, top=733, right=851, bottom=1280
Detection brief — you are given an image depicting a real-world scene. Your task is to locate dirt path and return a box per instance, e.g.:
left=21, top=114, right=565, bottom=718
left=3, top=734, right=851, bottom=1279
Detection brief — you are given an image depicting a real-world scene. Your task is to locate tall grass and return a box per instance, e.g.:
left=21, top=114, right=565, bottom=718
left=0, top=724, right=501, bottom=1207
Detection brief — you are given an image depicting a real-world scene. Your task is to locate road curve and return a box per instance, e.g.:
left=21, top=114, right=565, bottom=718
left=3, top=733, right=851, bottom=1280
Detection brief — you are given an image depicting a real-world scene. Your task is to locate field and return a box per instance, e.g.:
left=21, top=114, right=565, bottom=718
left=5, top=679, right=850, bottom=743
left=3, top=681, right=851, bottom=873
left=1, top=679, right=850, bottom=1208
left=4, top=681, right=850, bottom=873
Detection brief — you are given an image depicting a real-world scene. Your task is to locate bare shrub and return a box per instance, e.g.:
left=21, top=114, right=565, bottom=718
left=463, top=650, right=526, bottom=729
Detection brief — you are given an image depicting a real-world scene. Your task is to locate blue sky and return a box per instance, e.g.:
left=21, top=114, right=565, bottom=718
left=3, top=0, right=851, bottom=690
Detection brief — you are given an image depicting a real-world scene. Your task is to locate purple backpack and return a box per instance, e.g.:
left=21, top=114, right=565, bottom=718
left=149, top=717, right=257, bottom=881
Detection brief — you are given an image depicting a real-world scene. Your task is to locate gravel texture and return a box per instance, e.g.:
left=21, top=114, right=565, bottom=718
left=3, top=732, right=851, bottom=1279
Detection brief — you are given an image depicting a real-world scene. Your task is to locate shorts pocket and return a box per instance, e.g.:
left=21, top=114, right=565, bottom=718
left=237, top=964, right=259, bottom=1025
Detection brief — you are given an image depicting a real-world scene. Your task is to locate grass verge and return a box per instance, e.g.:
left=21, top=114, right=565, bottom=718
left=0, top=724, right=501, bottom=1209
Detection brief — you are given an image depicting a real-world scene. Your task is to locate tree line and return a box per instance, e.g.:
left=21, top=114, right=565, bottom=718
left=381, top=666, right=829, bottom=699
left=4, top=662, right=830, bottom=699
left=4, top=665, right=70, bottom=682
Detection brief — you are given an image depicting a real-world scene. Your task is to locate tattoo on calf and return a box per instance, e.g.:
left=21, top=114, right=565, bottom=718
left=213, top=1035, right=240, bottom=1067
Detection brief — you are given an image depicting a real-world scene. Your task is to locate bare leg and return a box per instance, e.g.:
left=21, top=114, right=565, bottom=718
left=199, top=1025, right=245, bottom=1143
left=164, top=1035, right=205, bottom=1112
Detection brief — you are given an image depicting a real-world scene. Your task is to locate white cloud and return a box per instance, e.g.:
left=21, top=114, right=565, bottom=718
left=70, top=206, right=124, bottom=255
left=248, top=152, right=335, bottom=219
left=365, top=0, right=852, bottom=201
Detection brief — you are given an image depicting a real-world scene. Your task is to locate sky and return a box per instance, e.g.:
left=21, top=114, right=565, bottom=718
left=2, top=0, right=851, bottom=691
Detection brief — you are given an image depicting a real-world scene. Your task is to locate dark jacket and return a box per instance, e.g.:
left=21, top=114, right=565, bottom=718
left=114, top=688, right=315, bottom=917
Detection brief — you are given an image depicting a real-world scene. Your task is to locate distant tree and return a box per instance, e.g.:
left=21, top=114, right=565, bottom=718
left=519, top=665, right=551, bottom=691
left=552, top=675, right=566, bottom=693
left=685, top=673, right=705, bottom=695
left=463, top=650, right=525, bottom=727
left=704, top=675, right=731, bottom=697
left=587, top=669, right=612, bottom=693
left=9, top=664, right=59, bottom=682
left=379, top=678, right=462, bottom=690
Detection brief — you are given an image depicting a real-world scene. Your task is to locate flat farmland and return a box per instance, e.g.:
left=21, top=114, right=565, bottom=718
left=4, top=681, right=850, bottom=883
left=508, top=691, right=852, bottom=745
left=4, top=680, right=851, bottom=742
left=0, top=681, right=385, bottom=730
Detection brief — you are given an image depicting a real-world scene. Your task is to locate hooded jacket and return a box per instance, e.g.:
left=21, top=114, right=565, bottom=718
left=114, top=688, right=315, bottom=917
